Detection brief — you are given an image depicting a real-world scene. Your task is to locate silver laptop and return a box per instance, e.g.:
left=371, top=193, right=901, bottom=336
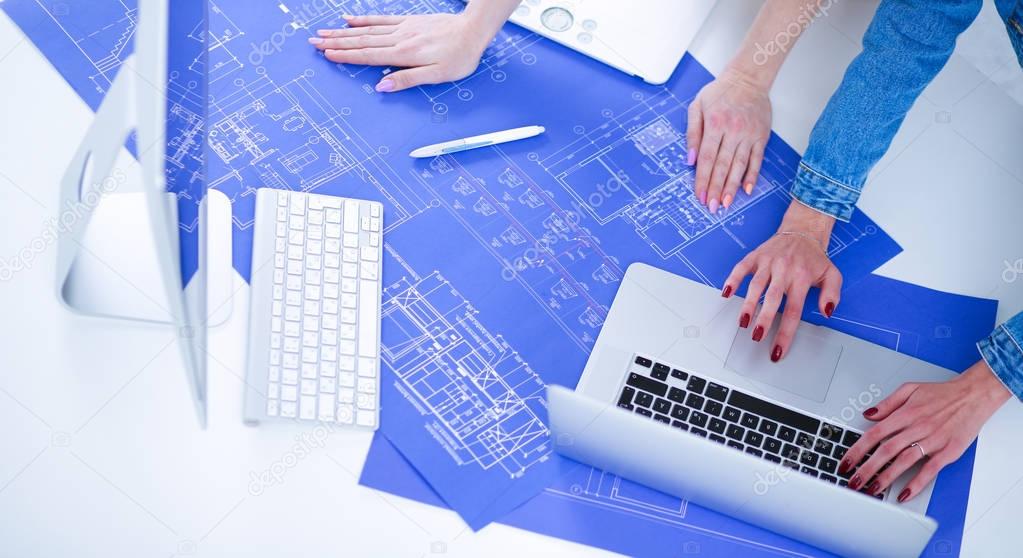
left=549, top=263, right=953, bottom=558
left=470, top=0, right=718, bottom=84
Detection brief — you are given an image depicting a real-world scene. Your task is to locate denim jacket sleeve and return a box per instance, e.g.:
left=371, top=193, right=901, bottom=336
left=979, top=312, right=1023, bottom=401
left=789, top=0, right=983, bottom=222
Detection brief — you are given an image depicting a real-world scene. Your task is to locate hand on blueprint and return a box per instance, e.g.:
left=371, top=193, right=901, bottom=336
left=686, top=68, right=772, bottom=214
left=311, top=13, right=495, bottom=92
left=721, top=202, right=840, bottom=362
left=840, top=359, right=1012, bottom=502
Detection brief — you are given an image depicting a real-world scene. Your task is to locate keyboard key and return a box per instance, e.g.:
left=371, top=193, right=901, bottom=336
left=778, top=426, right=796, bottom=443
left=820, top=423, right=844, bottom=443
left=745, top=447, right=763, bottom=458
left=815, top=438, right=834, bottom=455
left=617, top=386, right=636, bottom=408
left=667, top=387, right=686, bottom=403
left=765, top=454, right=782, bottom=464
left=726, top=424, right=744, bottom=441
left=653, top=414, right=670, bottom=424
left=651, top=363, right=670, bottom=380
left=670, top=368, right=688, bottom=381
left=821, top=474, right=838, bottom=484
left=626, top=373, right=668, bottom=397
left=833, top=446, right=847, bottom=461
left=727, top=390, right=821, bottom=434
left=782, top=460, right=799, bottom=470
left=688, top=411, right=708, bottom=428
left=782, top=444, right=801, bottom=460
left=690, top=428, right=708, bottom=438
left=758, top=419, right=778, bottom=437
left=799, top=450, right=819, bottom=468
left=709, top=434, right=726, bottom=444
left=685, top=392, right=705, bottom=409
left=819, top=457, right=838, bottom=474
left=796, top=432, right=815, bottom=450
left=671, top=420, right=689, bottom=431
left=801, top=466, right=819, bottom=478
left=763, top=438, right=782, bottom=454
left=653, top=398, right=672, bottom=415
left=740, top=413, right=759, bottom=429
left=635, top=392, right=653, bottom=408
left=670, top=404, right=690, bottom=421
left=744, top=431, right=764, bottom=447
left=723, top=406, right=741, bottom=422
left=727, top=441, right=744, bottom=451
left=705, top=383, right=729, bottom=402
left=842, top=431, right=862, bottom=447
left=636, top=408, right=653, bottom=417
left=686, top=376, right=707, bottom=394
left=708, top=418, right=726, bottom=434
left=703, top=400, right=723, bottom=417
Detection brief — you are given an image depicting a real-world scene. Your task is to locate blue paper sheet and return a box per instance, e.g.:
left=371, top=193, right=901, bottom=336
left=8, top=0, right=907, bottom=535
left=361, top=274, right=998, bottom=557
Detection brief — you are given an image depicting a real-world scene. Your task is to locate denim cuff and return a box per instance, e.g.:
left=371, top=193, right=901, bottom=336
left=789, top=161, right=861, bottom=223
left=977, top=325, right=1023, bottom=402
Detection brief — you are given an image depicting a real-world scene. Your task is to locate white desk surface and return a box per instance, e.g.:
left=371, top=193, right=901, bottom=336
left=1, top=2, right=1021, bottom=556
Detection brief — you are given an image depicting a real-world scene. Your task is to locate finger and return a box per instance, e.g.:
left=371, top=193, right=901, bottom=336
left=741, top=141, right=765, bottom=196
left=739, top=266, right=770, bottom=331
left=900, top=449, right=957, bottom=502
left=685, top=99, right=703, bottom=167
left=323, top=47, right=401, bottom=66
left=377, top=65, right=443, bottom=92
left=722, top=254, right=755, bottom=301
left=840, top=409, right=912, bottom=480
left=721, top=142, right=750, bottom=209
left=854, top=427, right=924, bottom=494
left=706, top=138, right=739, bottom=214
left=865, top=383, right=918, bottom=422
left=343, top=14, right=405, bottom=26
left=693, top=132, right=722, bottom=207
left=817, top=264, right=842, bottom=318
left=770, top=281, right=810, bottom=362
left=314, top=34, right=398, bottom=50
left=751, top=265, right=787, bottom=344
left=316, top=25, right=397, bottom=38
left=872, top=442, right=933, bottom=495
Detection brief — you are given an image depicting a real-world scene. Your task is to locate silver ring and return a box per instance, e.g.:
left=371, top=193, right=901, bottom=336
left=910, top=442, right=926, bottom=458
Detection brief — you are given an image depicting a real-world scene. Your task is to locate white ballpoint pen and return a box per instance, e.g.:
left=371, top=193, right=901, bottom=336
left=408, top=125, right=546, bottom=158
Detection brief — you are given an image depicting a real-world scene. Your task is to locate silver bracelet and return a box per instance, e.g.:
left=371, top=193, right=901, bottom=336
left=776, top=230, right=828, bottom=255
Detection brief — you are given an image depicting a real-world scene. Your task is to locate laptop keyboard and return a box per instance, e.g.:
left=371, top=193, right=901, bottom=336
left=618, top=354, right=887, bottom=500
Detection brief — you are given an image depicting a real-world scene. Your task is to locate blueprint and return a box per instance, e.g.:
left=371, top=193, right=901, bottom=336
left=361, top=273, right=998, bottom=557
left=7, top=0, right=919, bottom=540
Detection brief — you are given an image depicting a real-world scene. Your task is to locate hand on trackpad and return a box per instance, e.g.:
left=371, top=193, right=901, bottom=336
left=724, top=323, right=842, bottom=402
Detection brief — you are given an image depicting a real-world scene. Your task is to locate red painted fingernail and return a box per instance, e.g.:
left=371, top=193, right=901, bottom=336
left=825, top=301, right=835, bottom=318
left=838, top=460, right=851, bottom=474
left=739, top=313, right=750, bottom=328
left=722, top=285, right=733, bottom=298
left=849, top=474, right=862, bottom=490
left=771, top=345, right=782, bottom=362
left=864, top=407, right=878, bottom=418
left=867, top=480, right=880, bottom=494
left=898, top=488, right=911, bottom=502
left=752, top=325, right=764, bottom=342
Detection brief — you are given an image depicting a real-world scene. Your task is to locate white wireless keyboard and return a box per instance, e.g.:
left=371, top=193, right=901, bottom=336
left=243, top=188, right=383, bottom=429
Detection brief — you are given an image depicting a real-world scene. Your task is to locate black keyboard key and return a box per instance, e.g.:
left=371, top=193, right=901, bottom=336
left=820, top=423, right=843, bottom=443
left=634, top=356, right=652, bottom=367
left=709, top=417, right=726, bottom=434
left=758, top=419, right=778, bottom=437
left=671, top=420, right=689, bottom=431
left=778, top=426, right=796, bottom=443
left=801, top=467, right=819, bottom=478
left=765, top=454, right=782, bottom=464
left=821, top=474, right=838, bottom=484
left=746, top=447, right=763, bottom=458
left=685, top=393, right=705, bottom=409
left=652, top=363, right=671, bottom=380
left=704, top=400, right=723, bottom=417
left=635, top=392, right=653, bottom=408
left=842, top=430, right=862, bottom=447
left=763, top=437, right=782, bottom=454
left=874, top=493, right=884, bottom=500
left=740, top=413, right=759, bottom=429
left=705, top=383, right=729, bottom=402
left=723, top=406, right=741, bottom=422
left=783, top=460, right=799, bottom=470
left=627, top=373, right=668, bottom=397
left=726, top=424, right=745, bottom=441
left=617, top=386, right=636, bottom=409
left=709, top=434, right=726, bottom=444
left=799, top=451, right=819, bottom=468
left=671, top=368, right=688, bottom=381
left=636, top=408, right=652, bottom=417
left=796, top=432, right=814, bottom=450
left=727, top=390, right=821, bottom=434
left=687, top=376, right=707, bottom=394
left=819, top=457, right=838, bottom=474
left=667, top=387, right=686, bottom=403
left=839, top=479, right=849, bottom=487
left=671, top=404, right=690, bottom=421
left=689, top=411, right=708, bottom=428
left=744, top=431, right=764, bottom=447
left=838, top=466, right=853, bottom=480
left=814, top=438, right=834, bottom=456
left=653, top=398, right=672, bottom=415
left=691, top=428, right=708, bottom=438
left=654, top=414, right=670, bottom=424
left=727, top=441, right=744, bottom=451
left=833, top=446, right=847, bottom=461
left=782, top=444, right=801, bottom=460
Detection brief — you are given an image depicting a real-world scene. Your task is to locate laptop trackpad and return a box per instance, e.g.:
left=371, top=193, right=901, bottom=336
left=725, top=324, right=842, bottom=403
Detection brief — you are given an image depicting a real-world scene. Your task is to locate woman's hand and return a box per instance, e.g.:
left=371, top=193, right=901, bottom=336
left=841, top=360, right=1012, bottom=502
left=721, top=201, right=840, bottom=362
left=310, top=13, right=494, bottom=92
left=686, top=68, right=772, bottom=213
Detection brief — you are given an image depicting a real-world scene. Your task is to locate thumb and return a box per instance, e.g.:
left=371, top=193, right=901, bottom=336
left=376, top=66, right=441, bottom=93
left=817, top=264, right=842, bottom=318
left=685, top=99, right=703, bottom=166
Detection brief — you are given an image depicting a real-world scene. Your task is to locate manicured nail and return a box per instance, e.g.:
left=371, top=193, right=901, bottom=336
left=698, top=190, right=707, bottom=205
left=771, top=345, right=782, bottom=362
left=317, top=29, right=331, bottom=36
left=850, top=474, right=862, bottom=490
left=752, top=325, right=764, bottom=342
left=721, top=285, right=733, bottom=298
left=308, top=37, right=324, bottom=44
left=722, top=193, right=734, bottom=208
left=898, top=488, right=911, bottom=502
left=838, top=460, right=851, bottom=474
left=708, top=198, right=719, bottom=214
left=375, top=79, right=394, bottom=92
left=825, top=301, right=835, bottom=318
left=864, top=407, right=878, bottom=418
left=867, top=480, right=880, bottom=494
left=686, top=148, right=697, bottom=166
left=744, top=182, right=754, bottom=195
left=739, top=313, right=751, bottom=328
left=342, top=14, right=354, bottom=19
